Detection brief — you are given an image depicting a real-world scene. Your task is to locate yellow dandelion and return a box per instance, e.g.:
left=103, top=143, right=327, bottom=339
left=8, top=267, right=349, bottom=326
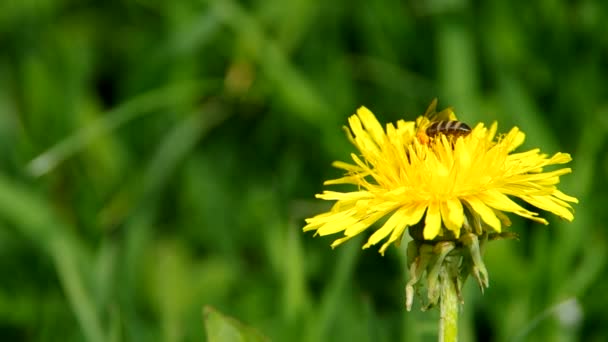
left=304, top=101, right=578, bottom=255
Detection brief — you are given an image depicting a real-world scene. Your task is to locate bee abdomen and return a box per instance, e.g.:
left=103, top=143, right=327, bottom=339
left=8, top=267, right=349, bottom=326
left=426, top=121, right=471, bottom=138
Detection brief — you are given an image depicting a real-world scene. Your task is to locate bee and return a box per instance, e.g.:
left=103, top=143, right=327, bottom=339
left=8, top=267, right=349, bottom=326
left=416, top=99, right=471, bottom=144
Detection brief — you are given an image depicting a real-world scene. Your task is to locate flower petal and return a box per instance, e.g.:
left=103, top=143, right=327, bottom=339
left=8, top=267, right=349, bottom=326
left=520, top=194, right=575, bottom=221
left=316, top=190, right=372, bottom=201
left=465, top=196, right=501, bottom=232
left=348, top=114, right=381, bottom=158
left=379, top=202, right=427, bottom=254
left=363, top=209, right=405, bottom=249
left=343, top=211, right=390, bottom=237
left=476, top=189, right=546, bottom=224
left=304, top=209, right=358, bottom=235
left=441, top=198, right=464, bottom=236
left=357, top=106, right=386, bottom=146
left=553, top=189, right=579, bottom=203
left=503, top=126, right=525, bottom=152
left=423, top=202, right=441, bottom=240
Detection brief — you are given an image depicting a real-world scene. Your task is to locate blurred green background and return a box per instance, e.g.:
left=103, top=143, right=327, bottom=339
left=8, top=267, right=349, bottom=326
left=1, top=0, right=607, bottom=341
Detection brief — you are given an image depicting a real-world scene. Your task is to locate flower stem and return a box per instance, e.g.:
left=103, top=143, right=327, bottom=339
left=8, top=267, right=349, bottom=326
left=439, top=267, right=458, bottom=342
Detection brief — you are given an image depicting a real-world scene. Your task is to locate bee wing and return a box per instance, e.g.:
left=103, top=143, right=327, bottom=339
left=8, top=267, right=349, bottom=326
left=423, top=98, right=438, bottom=118
left=423, top=98, right=456, bottom=121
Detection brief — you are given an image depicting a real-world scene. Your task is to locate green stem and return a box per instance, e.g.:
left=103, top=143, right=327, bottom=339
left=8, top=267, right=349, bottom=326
left=439, top=268, right=458, bottom=342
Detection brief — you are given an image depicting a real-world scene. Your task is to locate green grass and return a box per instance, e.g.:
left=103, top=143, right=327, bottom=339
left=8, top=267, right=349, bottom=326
left=1, top=0, right=607, bottom=341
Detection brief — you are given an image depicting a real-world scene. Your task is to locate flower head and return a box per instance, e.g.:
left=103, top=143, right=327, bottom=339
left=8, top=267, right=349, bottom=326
left=304, top=102, right=577, bottom=255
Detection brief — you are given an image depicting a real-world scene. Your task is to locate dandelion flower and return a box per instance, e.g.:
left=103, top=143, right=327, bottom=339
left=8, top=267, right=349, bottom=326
left=303, top=101, right=577, bottom=256
left=304, top=100, right=578, bottom=334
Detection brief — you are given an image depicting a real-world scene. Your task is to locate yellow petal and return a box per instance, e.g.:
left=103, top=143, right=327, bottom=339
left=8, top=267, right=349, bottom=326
left=349, top=153, right=371, bottom=171
left=504, top=126, right=525, bottom=152
left=477, top=189, right=540, bottom=221
left=343, top=211, right=389, bottom=237
left=455, top=138, right=472, bottom=169
left=330, top=235, right=355, bottom=248
left=348, top=114, right=380, bottom=157
left=379, top=202, right=428, bottom=253
left=378, top=224, right=407, bottom=256
left=331, top=161, right=363, bottom=172
left=487, top=121, right=498, bottom=142
left=357, top=106, right=386, bottom=146
left=423, top=202, right=441, bottom=240
left=553, top=189, right=579, bottom=203
left=465, top=196, right=501, bottom=232
left=363, top=209, right=404, bottom=249
left=314, top=216, right=358, bottom=236
left=548, top=152, right=572, bottom=165
left=347, top=114, right=364, bottom=138
left=401, top=202, right=429, bottom=226
left=440, top=198, right=464, bottom=234
left=316, top=190, right=372, bottom=201
left=520, top=195, right=574, bottom=221
left=304, top=208, right=353, bottom=226
left=324, top=175, right=367, bottom=185
left=342, top=125, right=356, bottom=146
left=507, top=168, right=573, bottom=184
